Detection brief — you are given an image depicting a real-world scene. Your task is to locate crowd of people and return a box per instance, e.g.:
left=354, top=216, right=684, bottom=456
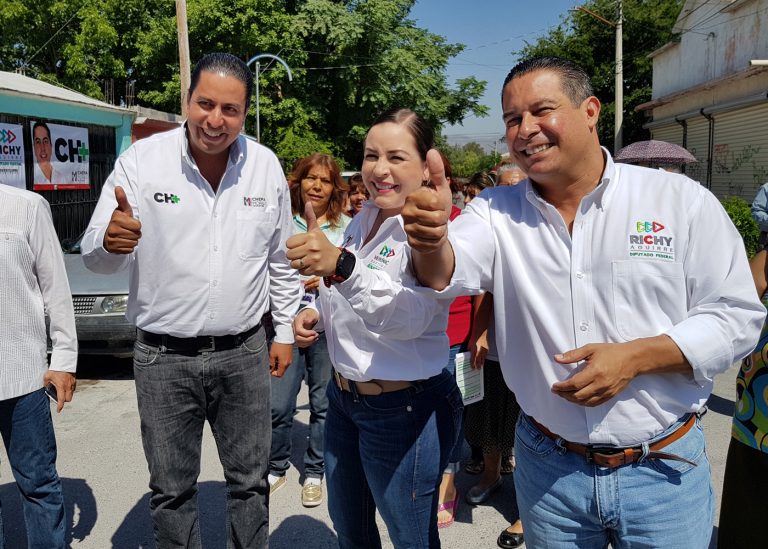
left=3, top=51, right=767, bottom=549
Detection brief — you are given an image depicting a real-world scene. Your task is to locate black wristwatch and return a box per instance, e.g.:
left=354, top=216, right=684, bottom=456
left=324, top=248, right=356, bottom=287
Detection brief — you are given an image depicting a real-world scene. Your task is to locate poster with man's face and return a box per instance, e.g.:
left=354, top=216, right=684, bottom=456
left=30, top=121, right=90, bottom=190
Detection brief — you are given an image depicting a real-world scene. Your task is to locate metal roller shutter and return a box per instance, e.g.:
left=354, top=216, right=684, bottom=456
left=683, top=117, right=710, bottom=186
left=711, top=103, right=768, bottom=201
left=650, top=124, right=683, bottom=146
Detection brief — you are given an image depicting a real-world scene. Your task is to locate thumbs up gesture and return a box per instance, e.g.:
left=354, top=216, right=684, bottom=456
left=402, top=149, right=453, bottom=253
left=286, top=202, right=340, bottom=276
left=104, top=186, right=142, bottom=254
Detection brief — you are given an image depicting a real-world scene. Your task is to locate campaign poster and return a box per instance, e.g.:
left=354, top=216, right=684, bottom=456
left=0, top=123, right=26, bottom=189
left=30, top=121, right=90, bottom=190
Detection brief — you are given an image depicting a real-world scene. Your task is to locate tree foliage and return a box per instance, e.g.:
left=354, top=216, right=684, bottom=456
left=1, top=0, right=488, bottom=168
left=442, top=142, right=502, bottom=178
left=516, top=0, right=683, bottom=151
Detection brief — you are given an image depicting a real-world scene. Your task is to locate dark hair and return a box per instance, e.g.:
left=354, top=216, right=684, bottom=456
left=349, top=172, right=363, bottom=186
left=289, top=153, right=349, bottom=228
left=189, top=53, right=254, bottom=109
left=502, top=57, right=594, bottom=107
left=32, top=122, right=51, bottom=141
left=370, top=108, right=433, bottom=160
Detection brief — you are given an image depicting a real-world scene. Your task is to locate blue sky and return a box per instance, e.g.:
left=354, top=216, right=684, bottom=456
left=410, top=0, right=577, bottom=150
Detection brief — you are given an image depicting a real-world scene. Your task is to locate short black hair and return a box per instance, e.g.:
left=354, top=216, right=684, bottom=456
left=502, top=57, right=594, bottom=107
left=370, top=108, right=434, bottom=161
left=32, top=121, right=51, bottom=140
left=189, top=53, right=254, bottom=109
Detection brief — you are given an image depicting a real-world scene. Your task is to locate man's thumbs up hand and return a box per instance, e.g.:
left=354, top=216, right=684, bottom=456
left=104, top=186, right=142, bottom=254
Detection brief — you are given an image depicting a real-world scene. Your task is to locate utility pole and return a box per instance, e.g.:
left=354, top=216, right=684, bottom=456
left=575, top=2, right=623, bottom=153
left=176, top=0, right=191, bottom=117
left=614, top=0, right=623, bottom=153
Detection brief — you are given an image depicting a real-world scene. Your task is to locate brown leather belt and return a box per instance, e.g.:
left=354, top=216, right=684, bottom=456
left=529, top=414, right=698, bottom=468
left=333, top=369, right=412, bottom=396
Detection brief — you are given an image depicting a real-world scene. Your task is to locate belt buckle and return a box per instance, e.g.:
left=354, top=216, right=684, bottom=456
left=199, top=336, right=216, bottom=353
left=584, top=444, right=623, bottom=465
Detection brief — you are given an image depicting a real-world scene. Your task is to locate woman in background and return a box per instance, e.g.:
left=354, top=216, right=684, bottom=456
left=268, top=153, right=351, bottom=507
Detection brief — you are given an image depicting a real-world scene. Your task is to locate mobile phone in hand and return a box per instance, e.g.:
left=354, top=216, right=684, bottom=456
left=44, top=383, right=58, bottom=404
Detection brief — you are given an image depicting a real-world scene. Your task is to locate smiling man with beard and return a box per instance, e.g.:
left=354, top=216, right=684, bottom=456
left=81, top=53, right=300, bottom=548
left=401, top=57, right=765, bottom=548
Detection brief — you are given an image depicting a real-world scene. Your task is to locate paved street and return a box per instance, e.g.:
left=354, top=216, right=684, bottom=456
left=0, top=358, right=737, bottom=548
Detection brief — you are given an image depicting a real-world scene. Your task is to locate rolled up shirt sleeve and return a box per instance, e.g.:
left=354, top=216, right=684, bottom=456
left=751, top=183, right=768, bottom=232
left=666, top=189, right=766, bottom=385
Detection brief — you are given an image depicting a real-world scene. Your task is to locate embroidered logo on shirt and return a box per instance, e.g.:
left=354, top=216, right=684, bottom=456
left=628, top=220, right=674, bottom=261
left=243, top=196, right=267, bottom=207
left=378, top=245, right=396, bottom=258
left=153, top=192, right=181, bottom=204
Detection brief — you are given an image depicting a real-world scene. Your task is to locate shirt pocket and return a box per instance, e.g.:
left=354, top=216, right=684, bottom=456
left=236, top=209, right=275, bottom=260
left=612, top=259, right=687, bottom=340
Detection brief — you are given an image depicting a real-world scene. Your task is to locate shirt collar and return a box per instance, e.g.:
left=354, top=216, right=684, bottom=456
left=524, top=146, right=618, bottom=213
left=293, top=213, right=333, bottom=232
left=179, top=122, right=245, bottom=170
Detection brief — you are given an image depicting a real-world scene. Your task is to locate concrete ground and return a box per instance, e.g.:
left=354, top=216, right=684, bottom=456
left=0, top=359, right=737, bottom=548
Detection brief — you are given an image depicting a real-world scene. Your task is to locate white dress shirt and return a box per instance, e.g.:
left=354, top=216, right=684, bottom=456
left=314, top=202, right=450, bottom=381
left=0, top=186, right=77, bottom=400
left=446, top=150, right=765, bottom=445
left=81, top=127, right=301, bottom=343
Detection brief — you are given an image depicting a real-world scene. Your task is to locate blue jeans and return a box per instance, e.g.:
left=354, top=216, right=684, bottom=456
left=325, top=369, right=463, bottom=549
left=133, top=327, right=271, bottom=549
left=270, top=332, right=332, bottom=479
left=0, top=388, right=65, bottom=549
left=514, top=412, right=714, bottom=549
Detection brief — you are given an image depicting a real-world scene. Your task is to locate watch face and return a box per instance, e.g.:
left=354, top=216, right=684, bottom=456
left=336, top=250, right=356, bottom=280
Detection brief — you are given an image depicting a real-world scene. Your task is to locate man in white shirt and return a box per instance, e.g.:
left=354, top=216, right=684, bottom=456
left=402, top=57, right=766, bottom=548
left=0, top=185, right=77, bottom=549
left=81, top=53, right=300, bottom=549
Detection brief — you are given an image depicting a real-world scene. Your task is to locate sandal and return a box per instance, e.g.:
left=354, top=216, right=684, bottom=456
left=437, top=491, right=460, bottom=528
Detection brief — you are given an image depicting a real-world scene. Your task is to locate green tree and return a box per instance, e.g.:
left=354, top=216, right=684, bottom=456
left=443, top=142, right=501, bottom=178
left=517, top=0, right=682, bottom=151
left=1, top=0, right=488, bottom=169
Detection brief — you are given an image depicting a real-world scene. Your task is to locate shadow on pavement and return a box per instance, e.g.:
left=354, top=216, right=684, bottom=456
left=113, top=481, right=230, bottom=548
left=271, top=514, right=338, bottom=548
left=0, top=477, right=98, bottom=548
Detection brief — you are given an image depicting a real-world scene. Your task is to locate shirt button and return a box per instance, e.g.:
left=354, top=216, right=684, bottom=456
left=576, top=271, right=584, bottom=279
left=593, top=424, right=601, bottom=432
left=213, top=246, right=219, bottom=252
left=579, top=322, right=589, bottom=331
left=209, top=313, right=215, bottom=319
left=212, top=280, right=218, bottom=287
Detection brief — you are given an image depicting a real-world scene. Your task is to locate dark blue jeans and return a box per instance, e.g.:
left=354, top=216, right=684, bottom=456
left=0, top=388, right=65, bottom=549
left=270, top=332, right=332, bottom=479
left=325, top=369, right=463, bottom=549
left=133, top=327, right=271, bottom=549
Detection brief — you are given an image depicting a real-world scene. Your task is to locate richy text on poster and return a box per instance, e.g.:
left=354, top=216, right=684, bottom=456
left=0, top=123, right=26, bottom=189
left=30, top=121, right=90, bottom=190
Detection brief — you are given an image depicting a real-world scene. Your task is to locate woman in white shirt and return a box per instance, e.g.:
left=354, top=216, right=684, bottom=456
left=286, top=109, right=462, bottom=548
left=268, top=153, right=351, bottom=507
